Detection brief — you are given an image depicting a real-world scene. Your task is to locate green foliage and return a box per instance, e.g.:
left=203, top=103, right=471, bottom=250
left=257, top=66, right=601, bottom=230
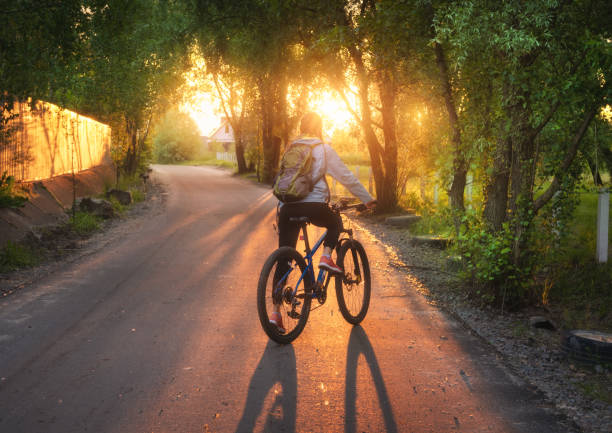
left=70, top=212, right=102, bottom=235
left=113, top=172, right=147, bottom=204
left=131, top=189, right=145, bottom=203
left=410, top=207, right=454, bottom=238
left=0, top=172, right=28, bottom=208
left=108, top=196, right=127, bottom=214
left=153, top=109, right=202, bottom=163
left=454, top=215, right=524, bottom=306
left=0, top=241, right=38, bottom=272
left=0, top=1, right=85, bottom=109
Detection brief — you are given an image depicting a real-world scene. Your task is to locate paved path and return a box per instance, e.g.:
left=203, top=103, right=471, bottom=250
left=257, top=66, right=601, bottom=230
left=0, top=165, right=568, bottom=432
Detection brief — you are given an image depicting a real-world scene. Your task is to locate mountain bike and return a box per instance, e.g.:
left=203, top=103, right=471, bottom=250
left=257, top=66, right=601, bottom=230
left=257, top=202, right=371, bottom=344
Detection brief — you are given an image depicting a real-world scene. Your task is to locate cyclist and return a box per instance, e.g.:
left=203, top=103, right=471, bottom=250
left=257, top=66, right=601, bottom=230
left=270, top=112, right=376, bottom=332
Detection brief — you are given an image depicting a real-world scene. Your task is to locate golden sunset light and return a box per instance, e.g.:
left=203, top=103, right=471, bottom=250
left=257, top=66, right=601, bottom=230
left=180, top=93, right=222, bottom=137
left=308, top=89, right=357, bottom=136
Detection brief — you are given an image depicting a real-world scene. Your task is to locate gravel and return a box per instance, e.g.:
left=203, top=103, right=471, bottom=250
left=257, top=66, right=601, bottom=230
left=352, top=215, right=612, bottom=433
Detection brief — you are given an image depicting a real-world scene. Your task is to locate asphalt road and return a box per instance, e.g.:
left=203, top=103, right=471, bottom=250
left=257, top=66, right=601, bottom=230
left=0, top=165, right=570, bottom=433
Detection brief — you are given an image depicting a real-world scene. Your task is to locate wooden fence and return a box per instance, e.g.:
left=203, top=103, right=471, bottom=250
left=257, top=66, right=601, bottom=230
left=0, top=100, right=111, bottom=182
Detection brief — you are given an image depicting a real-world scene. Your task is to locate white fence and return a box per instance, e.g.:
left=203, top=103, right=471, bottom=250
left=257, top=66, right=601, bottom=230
left=216, top=152, right=236, bottom=163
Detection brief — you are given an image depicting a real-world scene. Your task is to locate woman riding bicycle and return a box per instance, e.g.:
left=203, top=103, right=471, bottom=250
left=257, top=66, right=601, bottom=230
left=270, top=112, right=376, bottom=332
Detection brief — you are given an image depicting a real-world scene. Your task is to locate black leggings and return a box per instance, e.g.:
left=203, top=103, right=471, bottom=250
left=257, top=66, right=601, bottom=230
left=278, top=202, right=342, bottom=250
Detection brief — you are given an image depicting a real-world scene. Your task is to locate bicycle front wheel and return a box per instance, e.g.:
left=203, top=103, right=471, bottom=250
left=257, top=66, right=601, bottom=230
left=335, top=240, right=371, bottom=325
left=257, top=246, right=312, bottom=344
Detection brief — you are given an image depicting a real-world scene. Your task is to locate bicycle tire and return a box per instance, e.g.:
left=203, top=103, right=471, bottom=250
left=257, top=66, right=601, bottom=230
left=257, top=246, right=312, bottom=344
left=335, top=240, right=371, bottom=325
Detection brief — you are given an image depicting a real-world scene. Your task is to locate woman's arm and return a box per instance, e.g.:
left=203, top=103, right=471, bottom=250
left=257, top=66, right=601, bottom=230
left=324, top=144, right=375, bottom=204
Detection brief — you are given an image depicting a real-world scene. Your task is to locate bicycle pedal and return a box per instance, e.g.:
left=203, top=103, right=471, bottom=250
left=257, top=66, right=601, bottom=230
left=287, top=310, right=301, bottom=319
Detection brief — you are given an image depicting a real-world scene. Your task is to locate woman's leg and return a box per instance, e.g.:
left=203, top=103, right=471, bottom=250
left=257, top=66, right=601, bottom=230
left=281, top=202, right=341, bottom=249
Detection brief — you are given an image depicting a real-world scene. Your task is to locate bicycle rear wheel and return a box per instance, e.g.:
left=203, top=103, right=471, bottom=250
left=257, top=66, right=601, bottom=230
left=257, top=246, right=312, bottom=344
left=335, top=240, right=371, bottom=325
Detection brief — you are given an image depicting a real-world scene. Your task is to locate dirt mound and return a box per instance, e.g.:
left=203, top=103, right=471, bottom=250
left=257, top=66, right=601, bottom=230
left=0, top=165, right=115, bottom=246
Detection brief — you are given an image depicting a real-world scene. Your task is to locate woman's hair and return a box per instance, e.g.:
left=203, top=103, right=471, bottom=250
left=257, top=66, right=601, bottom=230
left=300, top=112, right=323, bottom=138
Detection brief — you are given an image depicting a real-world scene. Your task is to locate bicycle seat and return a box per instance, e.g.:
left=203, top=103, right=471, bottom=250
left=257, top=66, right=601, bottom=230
left=289, top=216, right=310, bottom=223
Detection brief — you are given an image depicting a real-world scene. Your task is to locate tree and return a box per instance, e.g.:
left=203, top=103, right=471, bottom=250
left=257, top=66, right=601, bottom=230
left=193, top=0, right=308, bottom=183
left=435, top=0, right=612, bottom=293
left=207, top=56, right=254, bottom=174
left=313, top=0, right=438, bottom=211
left=72, top=0, right=191, bottom=174
left=153, top=109, right=202, bottom=163
left=0, top=0, right=86, bottom=135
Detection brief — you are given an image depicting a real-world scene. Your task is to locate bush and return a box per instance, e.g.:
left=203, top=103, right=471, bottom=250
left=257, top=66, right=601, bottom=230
left=70, top=211, right=102, bottom=235
left=0, top=241, right=38, bottom=272
left=410, top=206, right=453, bottom=237
left=453, top=215, right=525, bottom=307
left=152, top=109, right=202, bottom=163
left=0, top=171, right=28, bottom=208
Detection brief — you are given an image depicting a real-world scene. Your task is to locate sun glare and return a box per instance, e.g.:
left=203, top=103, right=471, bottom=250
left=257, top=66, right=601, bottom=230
left=180, top=92, right=222, bottom=137
left=182, top=88, right=356, bottom=139
left=308, top=90, right=356, bottom=136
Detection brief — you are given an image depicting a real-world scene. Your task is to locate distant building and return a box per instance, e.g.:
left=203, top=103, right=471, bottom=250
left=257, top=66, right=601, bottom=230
left=205, top=117, right=234, bottom=151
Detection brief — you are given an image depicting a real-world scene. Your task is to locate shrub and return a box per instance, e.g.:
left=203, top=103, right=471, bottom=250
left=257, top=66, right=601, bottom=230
left=453, top=215, right=525, bottom=307
left=131, top=189, right=145, bottom=203
left=0, top=241, right=38, bottom=272
left=70, top=211, right=101, bottom=235
left=152, top=109, right=202, bottom=163
left=0, top=171, right=28, bottom=208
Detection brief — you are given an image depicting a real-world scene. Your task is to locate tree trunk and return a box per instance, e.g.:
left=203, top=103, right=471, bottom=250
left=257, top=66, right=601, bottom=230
left=483, top=137, right=512, bottom=231
left=348, top=43, right=396, bottom=210
left=378, top=70, right=398, bottom=210
left=434, top=41, right=467, bottom=212
left=124, top=118, right=138, bottom=175
left=235, top=135, right=247, bottom=174
left=259, top=80, right=277, bottom=184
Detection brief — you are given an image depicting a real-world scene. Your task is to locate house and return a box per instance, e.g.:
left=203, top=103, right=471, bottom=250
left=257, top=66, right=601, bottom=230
left=206, top=117, right=234, bottom=151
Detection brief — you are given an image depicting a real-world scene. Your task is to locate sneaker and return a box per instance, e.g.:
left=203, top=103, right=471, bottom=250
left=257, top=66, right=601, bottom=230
left=319, top=255, right=343, bottom=274
left=269, top=311, right=286, bottom=334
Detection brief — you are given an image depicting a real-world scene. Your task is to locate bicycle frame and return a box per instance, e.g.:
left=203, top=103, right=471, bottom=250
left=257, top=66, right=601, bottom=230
left=275, top=203, right=364, bottom=304
left=289, top=223, right=327, bottom=298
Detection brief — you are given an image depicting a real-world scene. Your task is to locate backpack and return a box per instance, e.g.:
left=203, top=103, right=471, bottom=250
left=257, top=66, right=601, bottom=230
left=273, top=140, right=324, bottom=202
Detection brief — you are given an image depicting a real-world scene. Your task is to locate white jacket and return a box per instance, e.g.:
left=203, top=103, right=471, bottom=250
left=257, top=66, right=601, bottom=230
left=290, top=137, right=374, bottom=204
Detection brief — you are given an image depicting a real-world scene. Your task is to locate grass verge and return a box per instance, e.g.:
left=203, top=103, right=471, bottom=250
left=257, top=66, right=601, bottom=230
left=69, top=211, right=102, bottom=236
left=0, top=241, right=39, bottom=272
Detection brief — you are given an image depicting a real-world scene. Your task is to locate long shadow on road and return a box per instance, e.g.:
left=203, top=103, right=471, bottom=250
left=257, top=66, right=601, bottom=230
left=235, top=341, right=297, bottom=433
left=345, top=325, right=398, bottom=433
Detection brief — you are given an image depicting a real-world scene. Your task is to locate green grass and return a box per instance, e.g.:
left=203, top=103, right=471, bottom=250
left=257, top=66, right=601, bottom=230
left=70, top=211, right=102, bottom=235
left=410, top=208, right=454, bottom=237
left=328, top=164, right=373, bottom=199
left=0, top=241, right=39, bottom=272
left=108, top=171, right=148, bottom=205
left=131, top=189, right=145, bottom=203
left=0, top=172, right=28, bottom=209
left=577, top=378, right=612, bottom=404
left=108, top=196, right=126, bottom=214
left=178, top=157, right=236, bottom=169
left=571, top=192, right=612, bottom=247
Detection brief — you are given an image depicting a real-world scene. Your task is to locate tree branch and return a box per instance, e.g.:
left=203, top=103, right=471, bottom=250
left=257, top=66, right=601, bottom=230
left=335, top=84, right=362, bottom=124
left=533, top=106, right=598, bottom=211
left=530, top=53, right=585, bottom=141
